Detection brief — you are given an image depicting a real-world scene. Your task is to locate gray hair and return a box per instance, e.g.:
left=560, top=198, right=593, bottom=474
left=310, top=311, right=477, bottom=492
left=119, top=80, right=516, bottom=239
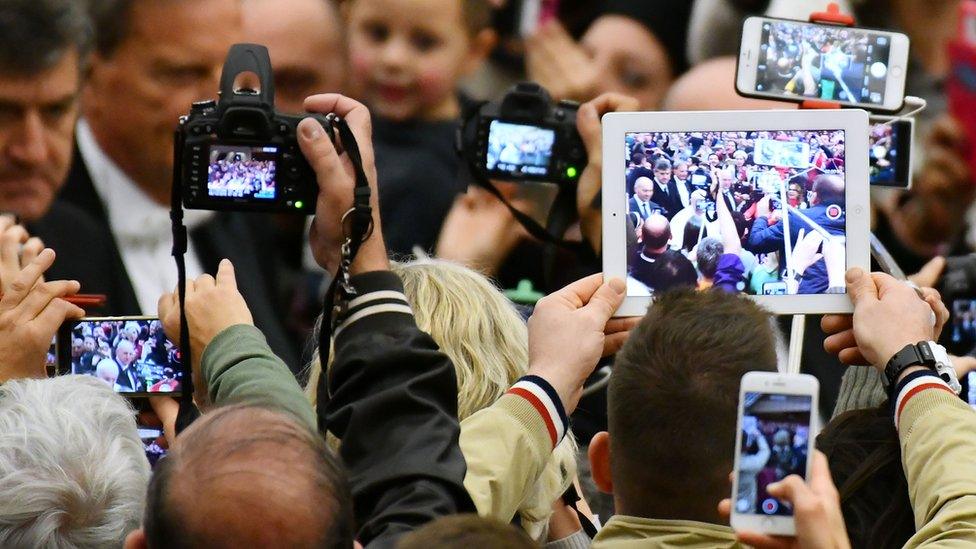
left=0, top=0, right=94, bottom=75
left=0, top=376, right=150, bottom=547
left=696, top=236, right=724, bottom=278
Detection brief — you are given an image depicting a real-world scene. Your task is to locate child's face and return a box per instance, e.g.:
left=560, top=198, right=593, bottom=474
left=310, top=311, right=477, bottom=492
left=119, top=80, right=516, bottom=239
left=347, top=0, right=476, bottom=121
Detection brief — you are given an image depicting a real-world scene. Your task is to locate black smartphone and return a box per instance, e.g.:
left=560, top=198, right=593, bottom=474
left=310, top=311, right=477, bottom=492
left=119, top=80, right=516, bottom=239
left=57, top=316, right=183, bottom=397
left=137, top=425, right=169, bottom=468
left=869, top=116, right=914, bottom=188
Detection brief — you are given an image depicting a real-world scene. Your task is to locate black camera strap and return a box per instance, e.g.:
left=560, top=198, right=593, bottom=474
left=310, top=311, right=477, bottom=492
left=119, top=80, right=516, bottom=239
left=315, top=115, right=373, bottom=433
left=169, top=128, right=200, bottom=434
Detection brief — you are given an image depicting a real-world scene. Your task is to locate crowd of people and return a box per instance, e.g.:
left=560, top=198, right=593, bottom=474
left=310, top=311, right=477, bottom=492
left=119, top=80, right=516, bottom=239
left=625, top=129, right=848, bottom=296
left=486, top=121, right=556, bottom=175
left=207, top=150, right=277, bottom=199
left=1, top=0, right=975, bottom=547
left=757, top=21, right=889, bottom=104
left=69, top=320, right=181, bottom=394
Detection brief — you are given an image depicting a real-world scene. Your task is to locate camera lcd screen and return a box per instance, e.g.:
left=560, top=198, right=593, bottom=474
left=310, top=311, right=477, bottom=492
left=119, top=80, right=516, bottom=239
left=486, top=120, right=555, bottom=177
left=756, top=20, right=893, bottom=106
left=207, top=144, right=278, bottom=200
left=65, top=319, right=182, bottom=395
left=869, top=120, right=911, bottom=187
left=624, top=129, right=847, bottom=297
left=736, top=392, right=812, bottom=517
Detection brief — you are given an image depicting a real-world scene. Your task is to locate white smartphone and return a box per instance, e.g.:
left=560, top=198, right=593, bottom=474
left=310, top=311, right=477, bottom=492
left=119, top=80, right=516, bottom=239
left=737, top=16, right=910, bottom=113
left=731, top=372, right=819, bottom=536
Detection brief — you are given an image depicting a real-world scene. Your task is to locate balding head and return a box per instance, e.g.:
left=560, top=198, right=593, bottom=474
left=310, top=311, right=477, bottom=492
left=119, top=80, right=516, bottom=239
left=641, top=214, right=671, bottom=252
left=242, top=0, right=345, bottom=113
left=136, top=406, right=353, bottom=549
left=664, top=56, right=794, bottom=111
left=811, top=174, right=845, bottom=205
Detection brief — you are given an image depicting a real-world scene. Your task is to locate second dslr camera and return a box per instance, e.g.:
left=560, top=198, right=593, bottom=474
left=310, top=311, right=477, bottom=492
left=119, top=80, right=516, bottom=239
left=459, top=82, right=587, bottom=186
left=177, top=43, right=332, bottom=214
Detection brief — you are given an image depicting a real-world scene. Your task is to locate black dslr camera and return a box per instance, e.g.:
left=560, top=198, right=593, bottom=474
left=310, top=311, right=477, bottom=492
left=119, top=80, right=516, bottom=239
left=176, top=43, right=331, bottom=214
left=459, top=82, right=587, bottom=185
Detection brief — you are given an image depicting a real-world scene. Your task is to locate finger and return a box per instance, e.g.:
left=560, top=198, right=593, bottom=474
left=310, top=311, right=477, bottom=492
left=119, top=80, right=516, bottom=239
left=17, top=280, right=80, bottom=320
left=820, top=314, right=852, bottom=335
left=765, top=474, right=811, bottom=507
left=838, top=347, right=868, bottom=366
left=302, top=94, right=373, bottom=160
left=582, top=278, right=626, bottom=322
left=0, top=224, right=29, bottom=283
left=823, top=328, right=857, bottom=355
left=717, top=499, right=732, bottom=520
left=193, top=273, right=216, bottom=291
left=602, top=331, right=631, bottom=357
left=605, top=316, right=641, bottom=335
left=298, top=117, right=345, bottom=196
left=215, top=259, right=238, bottom=290
left=908, top=256, right=946, bottom=288
left=952, top=355, right=976, bottom=376
left=21, top=237, right=44, bottom=268
left=1, top=248, right=55, bottom=308
left=921, top=289, right=950, bottom=337
left=808, top=451, right=839, bottom=498
left=0, top=214, right=15, bottom=234
left=845, top=268, right=879, bottom=306
left=551, top=273, right=607, bottom=308
left=33, top=298, right=84, bottom=338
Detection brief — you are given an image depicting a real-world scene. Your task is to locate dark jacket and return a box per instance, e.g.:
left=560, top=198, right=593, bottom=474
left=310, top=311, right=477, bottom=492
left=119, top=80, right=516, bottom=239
left=746, top=203, right=845, bottom=294
left=57, top=148, right=299, bottom=370
left=201, top=270, right=475, bottom=547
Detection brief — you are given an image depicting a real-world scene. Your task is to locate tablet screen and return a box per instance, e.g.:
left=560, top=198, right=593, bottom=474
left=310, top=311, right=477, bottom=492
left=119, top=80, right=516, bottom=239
left=624, top=130, right=847, bottom=297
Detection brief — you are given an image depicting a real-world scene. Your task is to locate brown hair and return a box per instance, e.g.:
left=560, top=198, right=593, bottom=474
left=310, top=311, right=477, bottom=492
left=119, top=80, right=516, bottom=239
left=816, top=404, right=914, bottom=549
left=461, top=0, right=494, bottom=34
left=608, top=289, right=777, bottom=522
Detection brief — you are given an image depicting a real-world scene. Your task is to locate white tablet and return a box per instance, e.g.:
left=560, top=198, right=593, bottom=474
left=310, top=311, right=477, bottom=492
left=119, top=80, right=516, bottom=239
left=603, top=109, right=870, bottom=316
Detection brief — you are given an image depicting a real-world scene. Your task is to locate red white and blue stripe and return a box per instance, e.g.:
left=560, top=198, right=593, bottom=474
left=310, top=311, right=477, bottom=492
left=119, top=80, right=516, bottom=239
left=507, top=375, right=568, bottom=448
left=893, top=370, right=955, bottom=429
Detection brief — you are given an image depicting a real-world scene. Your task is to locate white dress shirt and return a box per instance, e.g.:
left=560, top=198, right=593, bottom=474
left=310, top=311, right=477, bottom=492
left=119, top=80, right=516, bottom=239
left=674, top=177, right=691, bottom=208
left=76, top=120, right=212, bottom=314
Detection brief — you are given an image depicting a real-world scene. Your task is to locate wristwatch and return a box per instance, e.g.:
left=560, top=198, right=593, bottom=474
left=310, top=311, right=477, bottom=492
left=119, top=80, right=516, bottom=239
left=883, top=341, right=961, bottom=393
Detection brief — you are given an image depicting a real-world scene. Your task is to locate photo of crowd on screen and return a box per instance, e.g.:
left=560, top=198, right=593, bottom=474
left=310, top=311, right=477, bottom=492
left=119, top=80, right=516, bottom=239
left=69, top=320, right=181, bottom=394
left=624, top=130, right=847, bottom=298
left=208, top=147, right=277, bottom=199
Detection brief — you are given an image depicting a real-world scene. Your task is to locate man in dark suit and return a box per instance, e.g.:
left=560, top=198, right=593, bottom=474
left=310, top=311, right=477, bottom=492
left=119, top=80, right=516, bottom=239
left=746, top=174, right=846, bottom=294
left=628, top=176, right=667, bottom=220
left=667, top=161, right=694, bottom=211
left=103, top=339, right=144, bottom=393
left=628, top=213, right=697, bottom=293
left=651, top=158, right=681, bottom=219
left=58, top=0, right=298, bottom=369
left=0, top=0, right=131, bottom=311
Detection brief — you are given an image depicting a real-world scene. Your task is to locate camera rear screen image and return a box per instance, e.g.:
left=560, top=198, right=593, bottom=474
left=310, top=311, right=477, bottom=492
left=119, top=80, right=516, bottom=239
left=486, top=120, right=555, bottom=177
left=869, top=120, right=910, bottom=187
left=949, top=299, right=976, bottom=355
left=208, top=145, right=278, bottom=200
left=624, top=129, right=847, bottom=298
left=756, top=20, right=893, bottom=105
left=736, top=392, right=813, bottom=517
left=66, top=319, right=182, bottom=395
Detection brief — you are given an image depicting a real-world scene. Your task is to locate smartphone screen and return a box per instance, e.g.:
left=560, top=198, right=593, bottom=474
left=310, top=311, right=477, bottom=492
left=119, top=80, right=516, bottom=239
left=735, top=392, right=813, bottom=517
left=138, top=425, right=169, bottom=468
left=869, top=119, right=913, bottom=188
left=58, top=317, right=183, bottom=396
left=738, top=17, right=909, bottom=112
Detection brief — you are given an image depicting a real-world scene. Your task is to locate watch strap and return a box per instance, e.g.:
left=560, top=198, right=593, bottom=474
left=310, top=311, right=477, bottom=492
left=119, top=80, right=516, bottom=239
left=884, top=342, right=934, bottom=389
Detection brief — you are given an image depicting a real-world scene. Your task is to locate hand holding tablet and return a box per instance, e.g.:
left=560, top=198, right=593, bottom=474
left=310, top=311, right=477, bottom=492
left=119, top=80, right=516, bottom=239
left=603, top=109, right=871, bottom=315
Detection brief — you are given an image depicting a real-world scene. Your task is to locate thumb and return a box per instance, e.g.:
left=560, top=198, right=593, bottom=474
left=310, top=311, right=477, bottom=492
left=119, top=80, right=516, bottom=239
left=576, top=102, right=602, bottom=159
left=765, top=474, right=812, bottom=508
left=297, top=118, right=341, bottom=193
left=845, top=268, right=878, bottom=306
left=582, top=277, right=625, bottom=321
left=908, top=256, right=946, bottom=289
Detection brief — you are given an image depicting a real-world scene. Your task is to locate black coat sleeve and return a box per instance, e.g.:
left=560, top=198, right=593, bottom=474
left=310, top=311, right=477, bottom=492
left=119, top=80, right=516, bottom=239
left=324, top=271, right=475, bottom=547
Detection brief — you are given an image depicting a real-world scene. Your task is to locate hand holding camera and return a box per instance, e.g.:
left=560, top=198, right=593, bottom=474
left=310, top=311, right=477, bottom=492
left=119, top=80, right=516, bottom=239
left=298, top=93, right=388, bottom=276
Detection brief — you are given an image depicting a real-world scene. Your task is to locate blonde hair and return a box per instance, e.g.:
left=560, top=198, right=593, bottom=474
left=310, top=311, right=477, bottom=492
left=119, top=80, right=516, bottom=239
left=306, top=259, right=576, bottom=540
